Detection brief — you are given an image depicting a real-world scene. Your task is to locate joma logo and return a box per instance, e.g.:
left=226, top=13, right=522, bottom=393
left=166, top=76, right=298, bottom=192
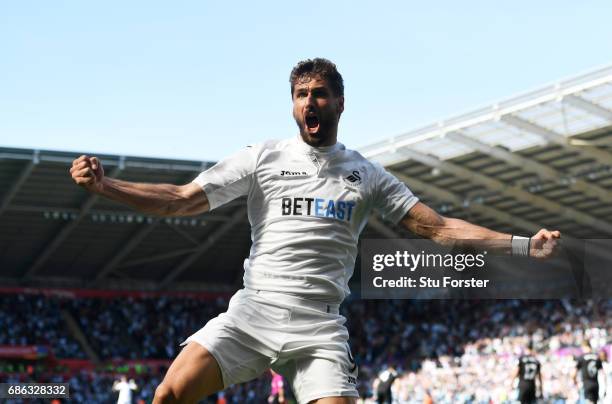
left=280, top=170, right=307, bottom=176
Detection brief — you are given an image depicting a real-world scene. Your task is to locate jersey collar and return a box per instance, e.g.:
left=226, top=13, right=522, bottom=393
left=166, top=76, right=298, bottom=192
left=293, top=135, right=345, bottom=155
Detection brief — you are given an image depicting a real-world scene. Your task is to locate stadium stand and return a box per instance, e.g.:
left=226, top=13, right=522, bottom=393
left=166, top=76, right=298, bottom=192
left=0, top=289, right=610, bottom=402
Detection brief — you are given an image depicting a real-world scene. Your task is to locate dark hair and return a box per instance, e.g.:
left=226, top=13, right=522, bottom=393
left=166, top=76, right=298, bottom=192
left=290, top=58, right=344, bottom=97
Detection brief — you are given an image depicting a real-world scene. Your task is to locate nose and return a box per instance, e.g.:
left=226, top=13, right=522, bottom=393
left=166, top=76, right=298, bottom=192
left=305, top=92, right=316, bottom=107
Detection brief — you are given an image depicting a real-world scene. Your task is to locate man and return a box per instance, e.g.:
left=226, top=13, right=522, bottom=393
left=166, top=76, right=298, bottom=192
left=601, top=350, right=612, bottom=404
left=70, top=58, right=560, bottom=404
left=574, top=341, right=605, bottom=404
left=511, top=342, right=542, bottom=404
left=268, top=370, right=286, bottom=404
left=372, top=364, right=398, bottom=404
left=112, top=375, right=138, bottom=404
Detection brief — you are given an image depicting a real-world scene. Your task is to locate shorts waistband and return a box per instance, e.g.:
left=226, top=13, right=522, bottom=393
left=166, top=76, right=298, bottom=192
left=244, top=289, right=340, bottom=315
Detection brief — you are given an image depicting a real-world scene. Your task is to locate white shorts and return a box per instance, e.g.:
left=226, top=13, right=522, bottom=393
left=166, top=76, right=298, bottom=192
left=182, top=288, right=359, bottom=403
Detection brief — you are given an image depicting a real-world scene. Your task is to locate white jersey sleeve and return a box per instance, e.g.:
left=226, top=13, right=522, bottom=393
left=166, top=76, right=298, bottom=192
left=192, top=145, right=259, bottom=210
left=372, top=162, right=419, bottom=223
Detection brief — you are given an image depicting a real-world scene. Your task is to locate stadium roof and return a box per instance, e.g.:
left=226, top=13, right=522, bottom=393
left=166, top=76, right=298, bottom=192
left=360, top=64, right=612, bottom=239
left=1, top=65, right=611, bottom=290
left=0, top=149, right=270, bottom=291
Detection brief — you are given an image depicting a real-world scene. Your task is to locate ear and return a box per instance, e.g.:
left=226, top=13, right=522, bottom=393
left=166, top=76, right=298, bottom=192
left=337, top=96, right=345, bottom=115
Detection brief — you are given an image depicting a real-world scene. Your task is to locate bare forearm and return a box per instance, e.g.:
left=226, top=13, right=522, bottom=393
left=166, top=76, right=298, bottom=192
left=402, top=203, right=511, bottom=252
left=401, top=202, right=560, bottom=258
left=424, top=217, right=509, bottom=241
left=438, top=217, right=512, bottom=251
left=97, top=178, right=204, bottom=217
left=70, top=155, right=209, bottom=217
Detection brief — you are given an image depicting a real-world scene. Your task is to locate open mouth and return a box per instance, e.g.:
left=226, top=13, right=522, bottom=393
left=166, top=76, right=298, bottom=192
left=305, top=112, right=320, bottom=133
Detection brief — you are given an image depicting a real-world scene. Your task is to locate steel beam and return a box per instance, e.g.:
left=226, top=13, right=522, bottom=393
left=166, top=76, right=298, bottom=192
left=159, top=208, right=246, bottom=287
left=118, top=248, right=198, bottom=269
left=398, top=149, right=612, bottom=235
left=446, top=132, right=612, bottom=204
left=501, top=114, right=612, bottom=166
left=0, top=157, right=37, bottom=216
left=165, top=222, right=200, bottom=246
left=391, top=171, right=541, bottom=234
left=23, top=168, right=121, bottom=279
left=564, top=94, right=612, bottom=123
left=93, top=221, right=160, bottom=282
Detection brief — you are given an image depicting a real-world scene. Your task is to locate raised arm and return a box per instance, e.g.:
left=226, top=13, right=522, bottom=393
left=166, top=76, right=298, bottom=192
left=400, top=202, right=560, bottom=257
left=69, top=155, right=209, bottom=217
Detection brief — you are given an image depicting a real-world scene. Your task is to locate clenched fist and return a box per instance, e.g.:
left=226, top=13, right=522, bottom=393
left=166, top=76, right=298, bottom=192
left=530, top=228, right=561, bottom=259
left=69, top=155, right=104, bottom=192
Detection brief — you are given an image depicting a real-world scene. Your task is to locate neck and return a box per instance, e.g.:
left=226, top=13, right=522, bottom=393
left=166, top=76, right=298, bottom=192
left=299, top=132, right=337, bottom=148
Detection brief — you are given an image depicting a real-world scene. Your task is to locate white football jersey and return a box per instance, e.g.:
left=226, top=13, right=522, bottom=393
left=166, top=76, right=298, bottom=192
left=194, top=136, right=418, bottom=303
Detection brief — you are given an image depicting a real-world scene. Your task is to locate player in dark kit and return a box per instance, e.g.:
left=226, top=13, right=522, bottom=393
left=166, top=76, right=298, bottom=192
left=574, top=341, right=605, bottom=404
left=373, top=365, right=398, bottom=404
left=512, top=343, right=542, bottom=404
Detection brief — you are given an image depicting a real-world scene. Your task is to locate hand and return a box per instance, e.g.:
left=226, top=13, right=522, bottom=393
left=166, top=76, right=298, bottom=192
left=69, top=155, right=105, bottom=192
left=529, top=228, right=561, bottom=259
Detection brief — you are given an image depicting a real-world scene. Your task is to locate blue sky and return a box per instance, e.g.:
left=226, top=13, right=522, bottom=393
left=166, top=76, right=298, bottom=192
left=1, top=1, right=611, bottom=162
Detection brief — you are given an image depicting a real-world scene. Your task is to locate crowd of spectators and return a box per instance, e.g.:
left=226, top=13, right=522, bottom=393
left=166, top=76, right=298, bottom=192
left=372, top=340, right=596, bottom=403
left=350, top=299, right=611, bottom=403
left=344, top=299, right=610, bottom=372
left=67, top=296, right=227, bottom=359
left=0, top=294, right=85, bottom=358
left=1, top=292, right=610, bottom=403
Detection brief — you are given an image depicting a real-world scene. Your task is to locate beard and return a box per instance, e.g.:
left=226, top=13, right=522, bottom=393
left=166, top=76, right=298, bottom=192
left=294, top=111, right=337, bottom=147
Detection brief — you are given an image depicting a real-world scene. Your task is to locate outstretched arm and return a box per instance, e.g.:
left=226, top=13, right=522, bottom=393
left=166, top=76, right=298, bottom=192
left=70, top=155, right=209, bottom=217
left=400, top=202, right=560, bottom=257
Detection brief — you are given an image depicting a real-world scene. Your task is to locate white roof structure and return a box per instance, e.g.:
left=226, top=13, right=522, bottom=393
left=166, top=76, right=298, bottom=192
left=360, top=65, right=612, bottom=238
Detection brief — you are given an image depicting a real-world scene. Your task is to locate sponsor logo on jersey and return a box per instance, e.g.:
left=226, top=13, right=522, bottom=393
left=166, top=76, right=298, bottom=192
left=347, top=375, right=357, bottom=385
left=343, top=170, right=362, bottom=187
left=280, top=169, right=308, bottom=177
left=281, top=197, right=355, bottom=222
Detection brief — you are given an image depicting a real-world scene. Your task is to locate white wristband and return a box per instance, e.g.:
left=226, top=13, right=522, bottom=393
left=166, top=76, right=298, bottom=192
left=511, top=235, right=531, bottom=256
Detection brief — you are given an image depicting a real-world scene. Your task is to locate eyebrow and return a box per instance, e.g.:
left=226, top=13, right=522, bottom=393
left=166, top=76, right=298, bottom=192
left=295, top=85, right=328, bottom=92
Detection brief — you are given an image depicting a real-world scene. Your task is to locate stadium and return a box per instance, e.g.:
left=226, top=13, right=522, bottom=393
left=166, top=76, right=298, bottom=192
left=1, top=60, right=612, bottom=404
